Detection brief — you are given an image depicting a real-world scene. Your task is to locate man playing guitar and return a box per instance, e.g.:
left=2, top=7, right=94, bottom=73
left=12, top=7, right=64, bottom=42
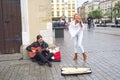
left=26, top=34, right=53, bottom=67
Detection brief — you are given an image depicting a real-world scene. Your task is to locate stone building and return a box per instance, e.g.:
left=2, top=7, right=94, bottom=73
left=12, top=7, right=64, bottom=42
left=51, top=0, right=77, bottom=21
left=0, top=0, right=53, bottom=60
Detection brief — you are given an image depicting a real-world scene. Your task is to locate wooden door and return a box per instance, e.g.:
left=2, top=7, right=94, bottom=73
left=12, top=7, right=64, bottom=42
left=0, top=0, right=22, bottom=54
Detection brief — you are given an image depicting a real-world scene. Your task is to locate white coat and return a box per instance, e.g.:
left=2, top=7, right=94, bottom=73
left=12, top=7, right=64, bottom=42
left=68, top=21, right=85, bottom=53
left=68, top=21, right=84, bottom=38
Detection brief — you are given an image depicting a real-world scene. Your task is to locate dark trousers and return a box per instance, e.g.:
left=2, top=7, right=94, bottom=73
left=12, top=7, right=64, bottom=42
left=88, top=24, right=91, bottom=29
left=33, top=51, right=53, bottom=63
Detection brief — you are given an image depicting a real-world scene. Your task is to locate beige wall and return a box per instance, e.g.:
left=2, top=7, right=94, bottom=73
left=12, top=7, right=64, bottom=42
left=21, top=0, right=53, bottom=59
left=28, top=0, right=53, bottom=44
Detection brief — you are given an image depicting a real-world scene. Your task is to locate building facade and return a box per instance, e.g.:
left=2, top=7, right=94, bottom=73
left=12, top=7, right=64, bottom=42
left=99, top=0, right=112, bottom=22
left=78, top=0, right=119, bottom=23
left=78, top=1, right=89, bottom=23
left=0, top=0, right=53, bottom=60
left=99, top=0, right=119, bottom=22
left=78, top=1, right=99, bottom=22
left=51, top=0, right=77, bottom=21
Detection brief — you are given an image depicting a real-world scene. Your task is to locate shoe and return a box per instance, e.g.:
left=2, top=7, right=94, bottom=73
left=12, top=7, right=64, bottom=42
left=73, top=53, right=78, bottom=60
left=31, top=59, right=37, bottom=62
left=47, top=62, right=52, bottom=67
left=38, top=61, right=44, bottom=65
left=83, top=52, right=87, bottom=61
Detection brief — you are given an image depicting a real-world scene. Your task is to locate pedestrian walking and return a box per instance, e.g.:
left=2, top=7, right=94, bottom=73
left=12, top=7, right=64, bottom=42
left=87, top=17, right=92, bottom=30
left=115, top=19, right=118, bottom=27
left=67, top=13, right=87, bottom=61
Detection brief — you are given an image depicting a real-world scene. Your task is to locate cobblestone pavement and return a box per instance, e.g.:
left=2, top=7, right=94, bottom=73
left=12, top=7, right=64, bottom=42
left=0, top=27, right=120, bottom=80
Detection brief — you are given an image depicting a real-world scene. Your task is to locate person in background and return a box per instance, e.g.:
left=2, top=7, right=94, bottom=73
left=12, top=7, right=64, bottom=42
left=87, top=17, right=92, bottom=30
left=67, top=13, right=87, bottom=61
left=26, top=34, right=53, bottom=67
left=115, top=19, right=118, bottom=27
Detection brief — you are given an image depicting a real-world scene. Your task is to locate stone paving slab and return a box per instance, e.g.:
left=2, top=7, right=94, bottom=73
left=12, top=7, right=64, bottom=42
left=94, top=27, right=120, bottom=36
left=0, top=28, right=120, bottom=80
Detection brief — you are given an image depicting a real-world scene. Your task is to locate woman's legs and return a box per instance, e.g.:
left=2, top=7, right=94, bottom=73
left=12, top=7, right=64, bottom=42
left=73, top=35, right=78, bottom=60
left=73, top=35, right=78, bottom=53
left=78, top=33, right=84, bottom=53
left=73, top=33, right=87, bottom=61
left=78, top=33, right=87, bottom=61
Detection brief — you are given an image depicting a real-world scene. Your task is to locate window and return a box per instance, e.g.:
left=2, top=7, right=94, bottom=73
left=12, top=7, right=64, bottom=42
left=68, top=11, right=71, bottom=16
left=62, top=12, right=64, bottom=15
left=57, top=0, right=59, bottom=3
left=57, top=11, right=59, bottom=16
left=52, top=12, right=54, bottom=16
left=51, top=0, right=53, bottom=3
left=72, top=6, right=75, bottom=9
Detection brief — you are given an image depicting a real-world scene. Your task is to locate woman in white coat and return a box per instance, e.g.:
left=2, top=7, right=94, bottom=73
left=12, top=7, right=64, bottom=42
left=68, top=13, right=87, bottom=61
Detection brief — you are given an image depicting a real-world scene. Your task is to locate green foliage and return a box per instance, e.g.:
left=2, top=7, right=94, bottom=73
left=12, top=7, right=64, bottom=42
left=88, top=9, right=103, bottom=19
left=104, top=11, right=111, bottom=18
left=112, top=1, right=120, bottom=18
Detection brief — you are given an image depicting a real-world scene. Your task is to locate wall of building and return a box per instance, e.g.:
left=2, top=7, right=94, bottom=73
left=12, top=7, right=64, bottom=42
left=28, top=0, right=53, bottom=44
left=21, top=0, right=53, bottom=59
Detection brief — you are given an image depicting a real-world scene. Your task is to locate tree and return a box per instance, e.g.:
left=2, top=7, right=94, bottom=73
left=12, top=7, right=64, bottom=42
left=112, top=1, right=120, bottom=18
left=88, top=9, right=103, bottom=19
left=104, top=10, right=111, bottom=19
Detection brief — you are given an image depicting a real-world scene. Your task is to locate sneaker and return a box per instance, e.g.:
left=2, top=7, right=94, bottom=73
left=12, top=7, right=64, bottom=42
left=31, top=59, right=37, bottom=62
left=38, top=62, right=44, bottom=65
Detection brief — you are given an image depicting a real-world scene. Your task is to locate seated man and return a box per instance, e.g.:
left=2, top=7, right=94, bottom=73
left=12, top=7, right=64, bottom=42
left=26, top=34, right=53, bottom=67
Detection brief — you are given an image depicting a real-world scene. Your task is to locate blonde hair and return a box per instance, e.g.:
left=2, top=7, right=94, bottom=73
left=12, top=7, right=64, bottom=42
left=73, top=13, right=82, bottom=21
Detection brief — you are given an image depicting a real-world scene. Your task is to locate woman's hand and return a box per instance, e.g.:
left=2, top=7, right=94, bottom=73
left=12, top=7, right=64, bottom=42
left=76, top=18, right=81, bottom=23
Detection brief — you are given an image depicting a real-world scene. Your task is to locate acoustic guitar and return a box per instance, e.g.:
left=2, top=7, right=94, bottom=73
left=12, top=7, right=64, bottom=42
left=29, top=47, right=41, bottom=58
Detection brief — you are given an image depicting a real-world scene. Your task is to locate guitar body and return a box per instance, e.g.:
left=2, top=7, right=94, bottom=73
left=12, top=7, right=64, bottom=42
left=29, top=47, right=41, bottom=58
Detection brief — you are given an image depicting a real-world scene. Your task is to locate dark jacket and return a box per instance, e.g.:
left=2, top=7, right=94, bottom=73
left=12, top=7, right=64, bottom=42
left=26, top=41, right=49, bottom=53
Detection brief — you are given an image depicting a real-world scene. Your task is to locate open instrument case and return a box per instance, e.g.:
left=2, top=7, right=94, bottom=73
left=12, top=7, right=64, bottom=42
left=61, top=61, right=92, bottom=75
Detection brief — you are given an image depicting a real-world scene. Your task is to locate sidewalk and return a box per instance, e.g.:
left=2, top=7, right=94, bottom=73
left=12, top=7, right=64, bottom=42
left=94, top=27, right=120, bottom=36
left=0, top=27, right=120, bottom=80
